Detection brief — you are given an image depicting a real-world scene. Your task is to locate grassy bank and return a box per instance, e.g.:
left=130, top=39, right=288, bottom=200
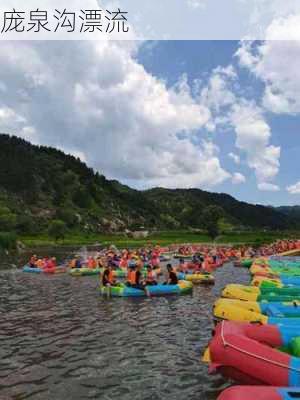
left=20, top=230, right=300, bottom=249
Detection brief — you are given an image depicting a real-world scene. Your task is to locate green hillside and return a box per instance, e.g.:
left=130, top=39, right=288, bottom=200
left=0, top=134, right=296, bottom=241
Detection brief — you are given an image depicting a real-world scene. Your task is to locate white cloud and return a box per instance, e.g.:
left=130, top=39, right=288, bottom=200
left=258, top=182, right=280, bottom=192
left=228, top=152, right=240, bottom=164
left=0, top=106, right=38, bottom=143
left=241, top=0, right=300, bottom=28
left=232, top=172, right=246, bottom=184
left=287, top=181, right=300, bottom=194
left=230, top=100, right=280, bottom=186
left=200, top=65, right=236, bottom=113
left=199, top=62, right=281, bottom=190
left=0, top=40, right=230, bottom=190
left=236, top=16, right=300, bottom=114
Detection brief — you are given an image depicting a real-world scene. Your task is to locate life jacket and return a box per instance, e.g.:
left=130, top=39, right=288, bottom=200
left=46, top=260, right=54, bottom=269
left=146, top=270, right=156, bottom=282
left=88, top=258, right=96, bottom=269
left=127, top=270, right=137, bottom=285
left=36, top=259, right=43, bottom=267
left=203, top=258, right=211, bottom=272
left=151, top=257, right=159, bottom=267
left=108, top=270, right=115, bottom=284
left=182, top=263, right=188, bottom=272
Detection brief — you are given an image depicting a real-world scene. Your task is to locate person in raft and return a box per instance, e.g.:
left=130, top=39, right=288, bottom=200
left=29, top=255, right=38, bottom=268
left=164, top=264, right=179, bottom=285
left=102, top=264, right=117, bottom=287
left=126, top=264, right=150, bottom=296
left=144, top=265, right=157, bottom=286
left=75, top=256, right=82, bottom=269
left=45, top=257, right=56, bottom=269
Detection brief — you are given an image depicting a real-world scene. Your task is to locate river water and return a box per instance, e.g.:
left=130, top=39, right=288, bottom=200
left=0, top=251, right=250, bottom=400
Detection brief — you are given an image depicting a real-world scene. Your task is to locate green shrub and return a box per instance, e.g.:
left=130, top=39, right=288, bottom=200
left=48, top=219, right=67, bottom=242
left=0, top=232, right=17, bottom=250
left=0, top=206, right=17, bottom=231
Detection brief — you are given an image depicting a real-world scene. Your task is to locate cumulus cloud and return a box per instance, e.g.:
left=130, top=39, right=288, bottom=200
left=236, top=16, right=300, bottom=114
left=200, top=65, right=237, bottom=113
left=258, top=182, right=280, bottom=192
left=232, top=172, right=246, bottom=184
left=199, top=63, right=281, bottom=190
left=0, top=40, right=231, bottom=190
left=287, top=181, right=300, bottom=194
left=230, top=100, right=280, bottom=188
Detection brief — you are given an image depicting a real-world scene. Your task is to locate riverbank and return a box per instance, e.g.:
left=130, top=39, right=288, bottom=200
left=19, top=230, right=300, bottom=249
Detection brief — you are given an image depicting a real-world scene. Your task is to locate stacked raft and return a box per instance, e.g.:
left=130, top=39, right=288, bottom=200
left=202, top=255, right=300, bottom=399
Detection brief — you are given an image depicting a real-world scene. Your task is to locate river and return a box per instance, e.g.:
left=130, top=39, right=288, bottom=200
left=0, top=250, right=250, bottom=400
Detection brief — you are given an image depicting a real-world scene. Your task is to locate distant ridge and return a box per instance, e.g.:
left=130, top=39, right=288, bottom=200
left=0, top=134, right=295, bottom=234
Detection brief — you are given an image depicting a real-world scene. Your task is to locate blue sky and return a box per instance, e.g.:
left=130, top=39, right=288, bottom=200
left=137, top=41, right=300, bottom=206
left=0, top=39, right=299, bottom=206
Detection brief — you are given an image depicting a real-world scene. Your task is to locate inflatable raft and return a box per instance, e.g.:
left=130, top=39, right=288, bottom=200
left=222, top=284, right=300, bottom=302
left=69, top=267, right=102, bottom=276
left=23, top=265, right=66, bottom=274
left=23, top=265, right=43, bottom=273
left=218, top=386, right=300, bottom=400
left=100, top=280, right=193, bottom=297
left=214, top=298, right=300, bottom=323
left=177, top=272, right=215, bottom=284
left=252, top=275, right=300, bottom=288
left=204, top=320, right=300, bottom=386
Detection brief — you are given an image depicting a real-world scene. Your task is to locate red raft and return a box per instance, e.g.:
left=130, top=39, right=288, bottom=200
left=218, top=386, right=300, bottom=400
left=205, top=320, right=300, bottom=386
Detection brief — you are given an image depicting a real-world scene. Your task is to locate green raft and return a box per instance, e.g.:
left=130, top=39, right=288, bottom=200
left=69, top=268, right=102, bottom=276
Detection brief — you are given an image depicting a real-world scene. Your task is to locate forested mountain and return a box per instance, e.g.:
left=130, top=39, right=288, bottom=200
left=0, top=134, right=296, bottom=235
left=276, top=206, right=300, bottom=227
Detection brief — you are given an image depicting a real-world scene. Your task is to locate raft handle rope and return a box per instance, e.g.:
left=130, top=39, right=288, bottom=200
left=220, top=320, right=300, bottom=373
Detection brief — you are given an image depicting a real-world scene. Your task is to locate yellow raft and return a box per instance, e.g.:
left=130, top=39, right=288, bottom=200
left=185, top=273, right=215, bottom=284
left=213, top=298, right=268, bottom=323
left=222, top=284, right=260, bottom=301
left=214, top=297, right=300, bottom=323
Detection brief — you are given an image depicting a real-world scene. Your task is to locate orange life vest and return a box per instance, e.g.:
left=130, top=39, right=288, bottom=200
left=127, top=270, right=136, bottom=285
left=108, top=270, right=115, bottom=284
left=88, top=258, right=96, bottom=269
left=36, top=259, right=43, bottom=267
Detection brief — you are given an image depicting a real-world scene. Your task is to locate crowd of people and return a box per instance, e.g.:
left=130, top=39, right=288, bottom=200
left=28, top=255, right=57, bottom=269
left=27, top=239, right=300, bottom=290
